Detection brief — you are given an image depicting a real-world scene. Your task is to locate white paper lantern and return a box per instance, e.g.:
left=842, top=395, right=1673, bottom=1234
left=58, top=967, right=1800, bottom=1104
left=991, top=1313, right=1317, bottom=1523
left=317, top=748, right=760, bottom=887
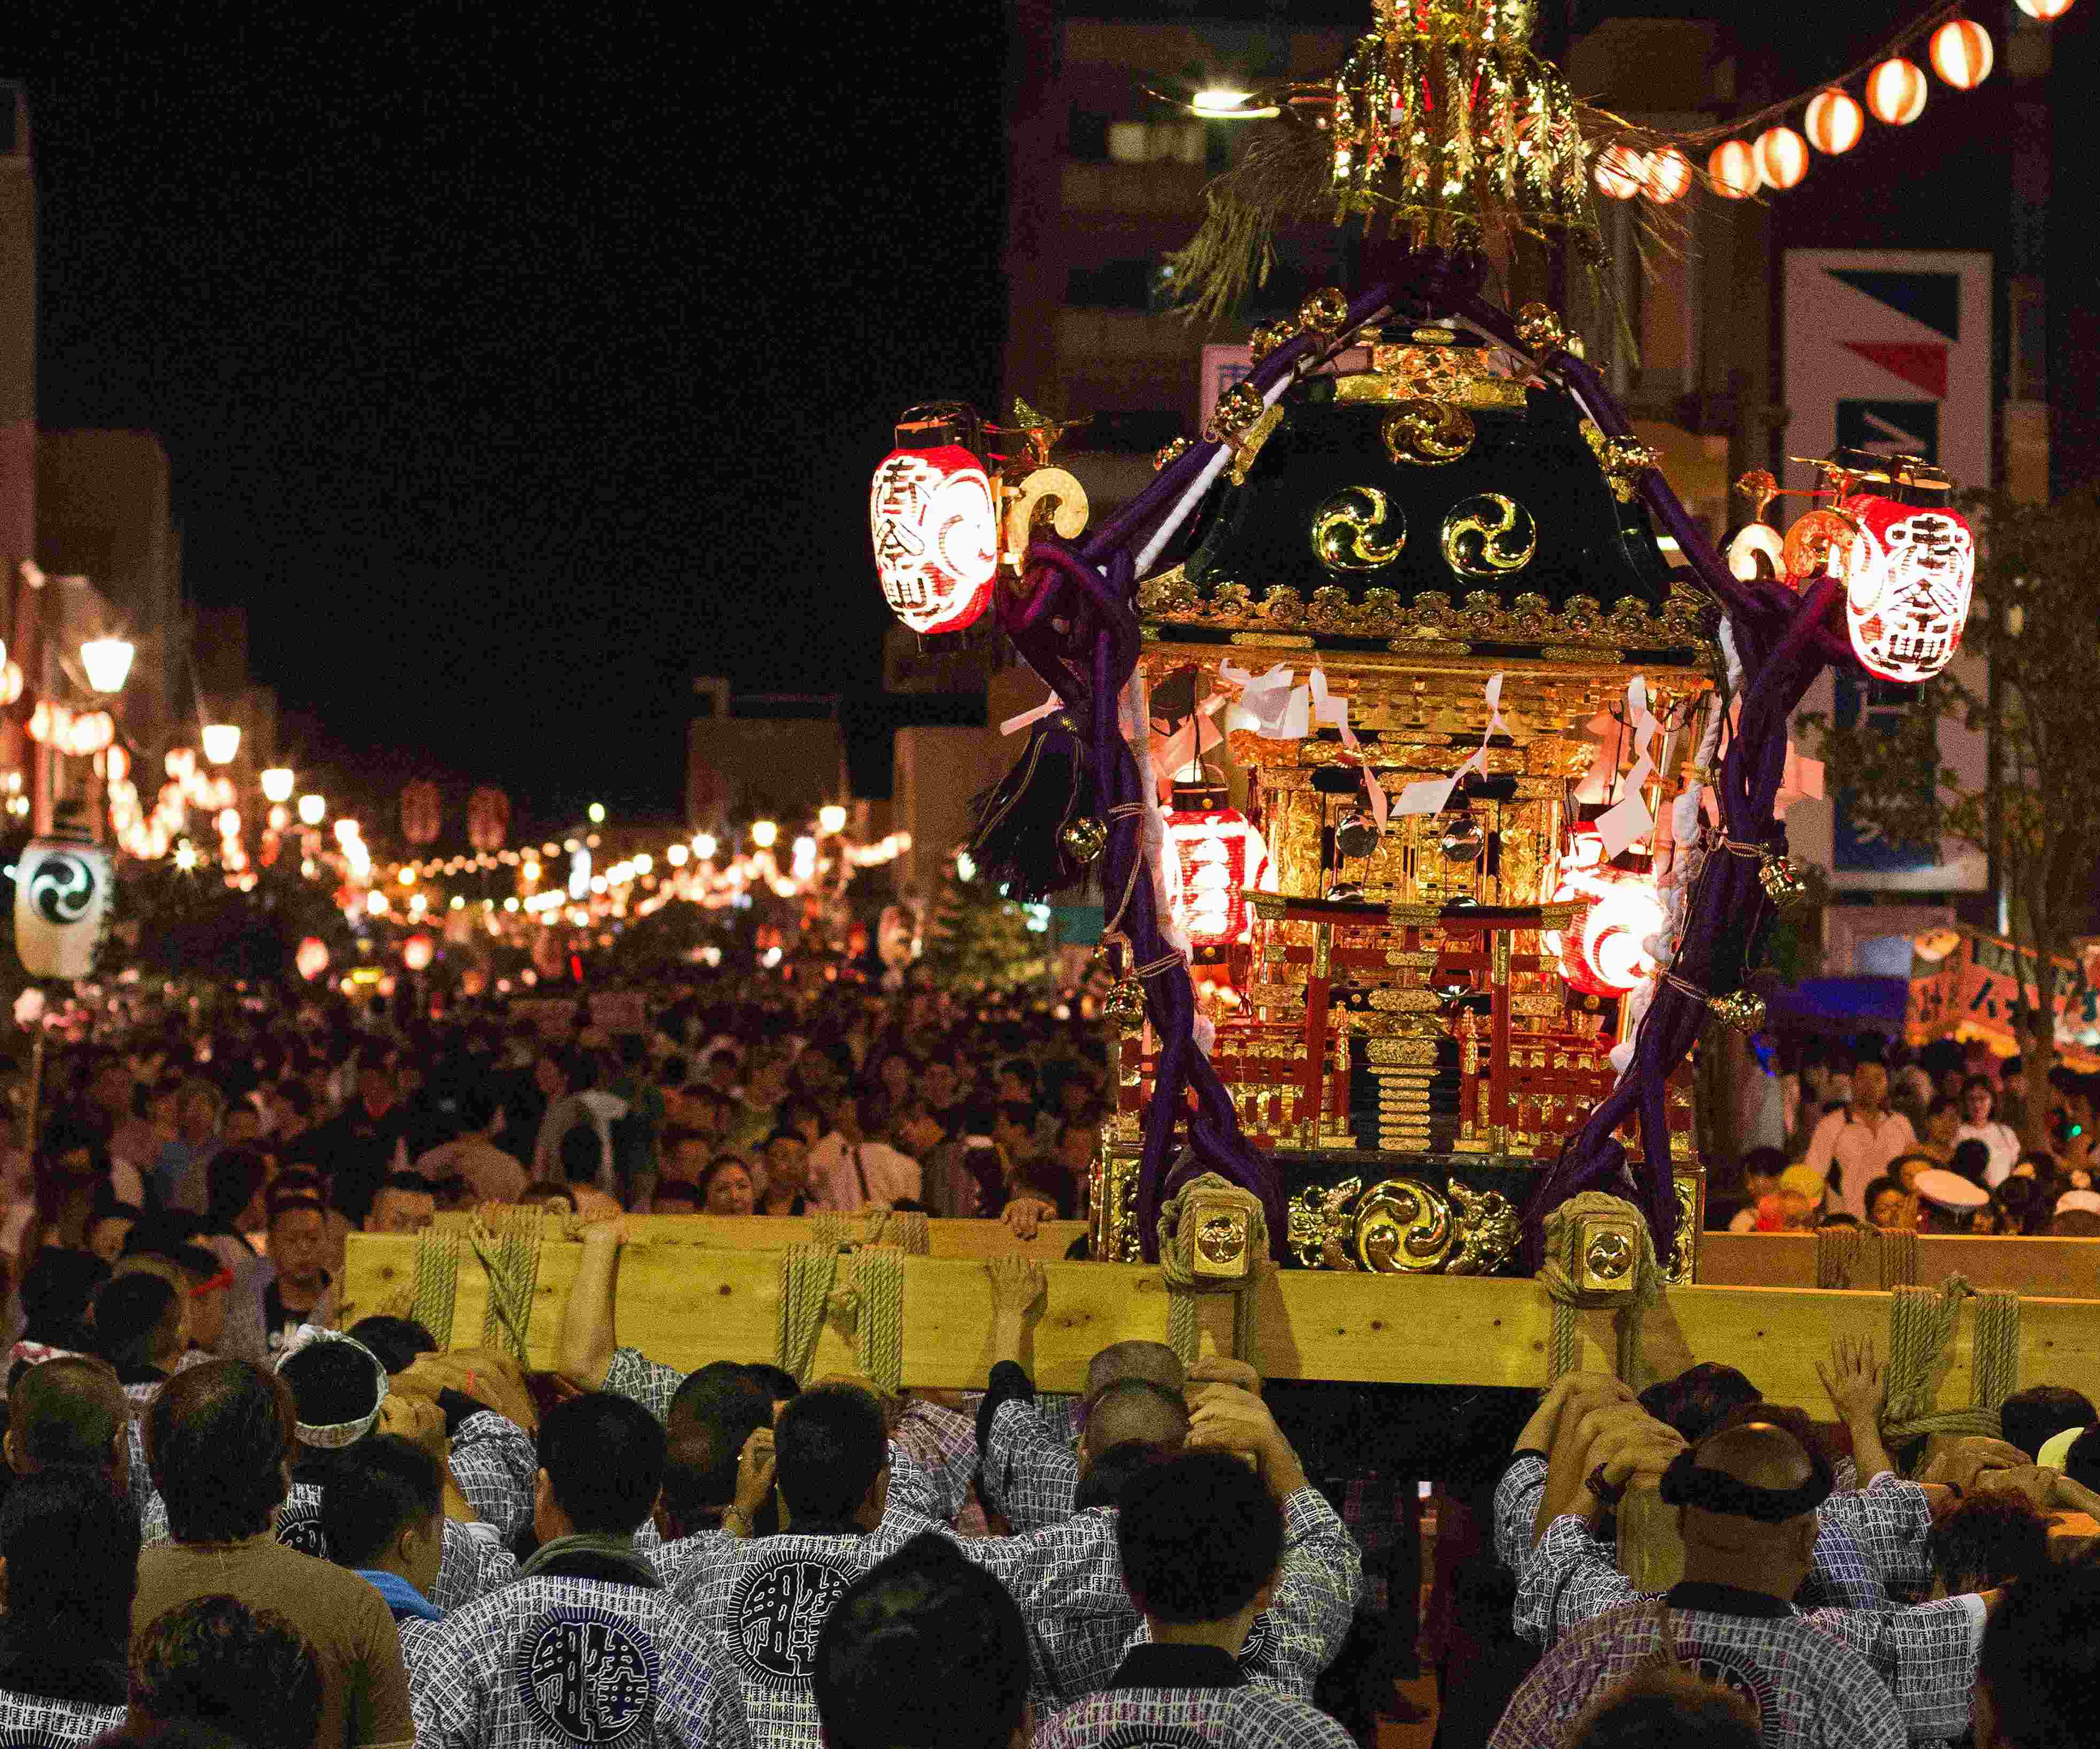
left=1866, top=58, right=1928, bottom=126
left=1804, top=89, right=1864, bottom=155
left=1642, top=147, right=1693, bottom=204
left=1592, top=145, right=1646, bottom=199
left=14, top=831, right=113, bottom=980
left=1929, top=20, right=1994, bottom=89
left=1755, top=127, right=1809, bottom=191
left=1706, top=140, right=1761, bottom=199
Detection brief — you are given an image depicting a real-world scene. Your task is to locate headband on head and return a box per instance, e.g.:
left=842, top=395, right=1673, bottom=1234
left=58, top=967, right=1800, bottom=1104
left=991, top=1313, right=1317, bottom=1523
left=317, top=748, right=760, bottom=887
left=274, top=1327, right=389, bottom=1450
left=1659, top=1444, right=1834, bottom=1524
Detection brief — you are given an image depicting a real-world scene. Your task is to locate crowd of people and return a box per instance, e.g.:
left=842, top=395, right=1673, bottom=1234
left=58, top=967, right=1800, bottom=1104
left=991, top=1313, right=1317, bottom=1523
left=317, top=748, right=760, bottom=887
left=1718, top=1034, right=2100, bottom=1239
left=0, top=980, right=2094, bottom=1746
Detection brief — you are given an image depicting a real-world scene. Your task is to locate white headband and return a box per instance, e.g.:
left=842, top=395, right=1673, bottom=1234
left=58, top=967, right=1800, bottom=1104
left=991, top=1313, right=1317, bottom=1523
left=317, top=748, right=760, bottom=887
left=274, top=1327, right=389, bottom=1449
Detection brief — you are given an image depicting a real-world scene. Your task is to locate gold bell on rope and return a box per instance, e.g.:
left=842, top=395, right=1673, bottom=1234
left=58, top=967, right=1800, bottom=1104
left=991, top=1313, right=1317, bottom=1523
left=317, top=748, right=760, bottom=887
left=1709, top=989, right=1768, bottom=1034
left=1103, top=978, right=1148, bottom=1033
left=1060, top=816, right=1107, bottom=864
left=1758, top=852, right=1810, bottom=911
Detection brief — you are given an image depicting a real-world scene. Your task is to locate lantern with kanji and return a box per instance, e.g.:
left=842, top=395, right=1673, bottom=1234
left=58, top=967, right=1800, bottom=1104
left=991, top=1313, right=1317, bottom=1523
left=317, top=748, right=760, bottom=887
left=400, top=781, right=443, bottom=847
left=13, top=825, right=114, bottom=981
left=1162, top=783, right=1272, bottom=960
left=869, top=404, right=1000, bottom=636
left=1828, top=494, right=1975, bottom=684
left=467, top=786, right=509, bottom=853
left=1546, top=835, right=1666, bottom=999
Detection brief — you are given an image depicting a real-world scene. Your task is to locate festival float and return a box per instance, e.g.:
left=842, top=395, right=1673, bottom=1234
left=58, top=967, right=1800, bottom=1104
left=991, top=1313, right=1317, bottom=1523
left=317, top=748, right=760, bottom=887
left=872, top=0, right=1978, bottom=1285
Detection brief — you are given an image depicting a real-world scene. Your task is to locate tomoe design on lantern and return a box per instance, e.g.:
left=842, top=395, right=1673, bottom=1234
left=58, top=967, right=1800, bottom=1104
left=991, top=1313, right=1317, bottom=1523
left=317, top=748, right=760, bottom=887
left=869, top=444, right=999, bottom=635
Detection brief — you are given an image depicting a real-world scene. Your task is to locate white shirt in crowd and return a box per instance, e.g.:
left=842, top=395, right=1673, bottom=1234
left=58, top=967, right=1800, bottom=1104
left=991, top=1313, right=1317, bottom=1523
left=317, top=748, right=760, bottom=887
left=1954, top=1120, right=2021, bottom=1187
left=1804, top=1107, right=1917, bottom=1220
left=807, top=1130, right=922, bottom=1212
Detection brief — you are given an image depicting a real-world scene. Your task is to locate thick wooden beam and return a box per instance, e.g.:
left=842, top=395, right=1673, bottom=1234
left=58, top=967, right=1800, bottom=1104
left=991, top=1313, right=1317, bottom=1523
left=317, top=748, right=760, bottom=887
left=345, top=1231, right=2100, bottom=1407
left=426, top=1212, right=1088, bottom=1262
left=1698, top=1232, right=2100, bottom=1298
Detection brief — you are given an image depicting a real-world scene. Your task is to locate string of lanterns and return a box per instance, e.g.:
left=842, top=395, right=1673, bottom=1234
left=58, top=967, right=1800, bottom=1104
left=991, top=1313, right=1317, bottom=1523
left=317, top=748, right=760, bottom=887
left=1589, top=1, right=2071, bottom=207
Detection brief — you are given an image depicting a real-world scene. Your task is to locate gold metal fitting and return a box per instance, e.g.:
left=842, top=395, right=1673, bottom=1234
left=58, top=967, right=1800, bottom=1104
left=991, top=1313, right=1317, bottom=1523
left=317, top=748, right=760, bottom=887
left=1297, top=287, right=1349, bottom=337
left=1709, top=989, right=1768, bottom=1034
left=1206, top=381, right=1267, bottom=445
left=1515, top=302, right=1568, bottom=353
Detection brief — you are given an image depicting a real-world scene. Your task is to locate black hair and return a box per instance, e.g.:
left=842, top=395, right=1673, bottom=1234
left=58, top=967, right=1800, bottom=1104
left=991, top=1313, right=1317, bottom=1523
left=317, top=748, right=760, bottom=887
left=146, top=1359, right=296, bottom=1543
left=1636, top=1362, right=1762, bottom=1444
left=1563, top=1663, right=1761, bottom=1749
left=0, top=1462, right=139, bottom=1645
left=1950, top=1139, right=1993, bottom=1184
left=130, top=1595, right=323, bottom=1749
left=377, top=1171, right=435, bottom=1199
left=700, top=1155, right=751, bottom=1196
left=993, top=1101, right=1035, bottom=1136
left=813, top=1531, right=1029, bottom=1749
left=744, top=1363, right=801, bottom=1405
left=10, top=1354, right=127, bottom=1471
left=1999, top=1385, right=2097, bottom=1462
left=776, top=1384, right=887, bottom=1522
left=1978, top=1565, right=2100, bottom=1749
left=91, top=1272, right=180, bottom=1374
left=19, top=1247, right=109, bottom=1349
left=278, top=1340, right=382, bottom=1430
left=320, top=1434, right=443, bottom=1569
left=2064, top=1426, right=2100, bottom=1496
left=661, top=1370, right=772, bottom=1531
left=538, top=1391, right=666, bottom=1534
left=653, top=1182, right=701, bottom=1210
left=1738, top=1145, right=1788, bottom=1184
left=558, top=1120, right=601, bottom=1185
left=1932, top=1491, right=2051, bottom=1594
left=204, top=1149, right=272, bottom=1235
left=344, top=1315, right=437, bottom=1376
left=1116, top=1451, right=1282, bottom=1623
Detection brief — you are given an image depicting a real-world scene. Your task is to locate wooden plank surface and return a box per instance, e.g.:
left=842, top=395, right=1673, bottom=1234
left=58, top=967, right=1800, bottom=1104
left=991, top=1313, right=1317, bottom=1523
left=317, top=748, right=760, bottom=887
left=426, top=1211, right=1089, bottom=1262
left=345, top=1232, right=2100, bottom=1406
left=1698, top=1232, right=2100, bottom=1299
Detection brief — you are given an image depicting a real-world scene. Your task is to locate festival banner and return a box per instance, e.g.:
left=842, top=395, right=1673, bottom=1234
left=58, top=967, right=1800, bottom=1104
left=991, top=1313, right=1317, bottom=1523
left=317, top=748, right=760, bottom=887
left=1782, top=249, right=1993, bottom=895
left=1906, top=927, right=2100, bottom=1068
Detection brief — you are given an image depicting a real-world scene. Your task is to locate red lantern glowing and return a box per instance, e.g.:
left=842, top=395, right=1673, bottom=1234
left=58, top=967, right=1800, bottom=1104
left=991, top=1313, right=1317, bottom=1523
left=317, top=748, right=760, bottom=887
left=295, top=937, right=330, bottom=981
left=1706, top=140, right=1760, bottom=199
left=1642, top=147, right=1692, bottom=204
left=1866, top=58, right=1928, bottom=125
left=869, top=444, right=999, bottom=635
left=2016, top=0, right=2074, bottom=19
left=1592, top=145, right=1645, bottom=199
left=1804, top=88, right=1864, bottom=155
left=400, top=781, right=442, bottom=847
left=1547, top=837, right=1667, bottom=999
left=1831, top=495, right=1976, bottom=683
left=467, top=786, right=509, bottom=853
left=1929, top=20, right=1994, bottom=89
left=1754, top=126, right=1808, bottom=191
left=1162, top=788, right=1272, bottom=954
left=403, top=933, right=435, bottom=972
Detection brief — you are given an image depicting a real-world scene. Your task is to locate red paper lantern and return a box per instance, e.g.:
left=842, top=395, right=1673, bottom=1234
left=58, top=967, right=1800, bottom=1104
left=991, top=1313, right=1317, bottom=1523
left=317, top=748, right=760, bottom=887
left=467, top=786, right=510, bottom=852
left=869, top=444, right=999, bottom=635
left=1866, top=58, right=1928, bottom=125
left=1929, top=20, right=1994, bottom=89
left=1162, top=787, right=1273, bottom=956
left=1592, top=145, right=1645, bottom=200
left=1547, top=836, right=1666, bottom=999
left=1642, top=147, right=1692, bottom=204
left=2017, top=0, right=2074, bottom=18
left=295, top=937, right=330, bottom=981
left=400, top=780, right=442, bottom=847
left=1804, top=88, right=1864, bottom=155
left=1832, top=495, right=1976, bottom=684
left=403, top=933, right=435, bottom=972
left=1754, top=127, right=1808, bottom=192
left=1706, top=140, right=1759, bottom=199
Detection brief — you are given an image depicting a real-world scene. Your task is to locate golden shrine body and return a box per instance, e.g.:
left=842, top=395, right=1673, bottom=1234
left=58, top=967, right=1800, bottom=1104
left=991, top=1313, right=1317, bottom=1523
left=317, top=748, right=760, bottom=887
left=1091, top=327, right=1716, bottom=1281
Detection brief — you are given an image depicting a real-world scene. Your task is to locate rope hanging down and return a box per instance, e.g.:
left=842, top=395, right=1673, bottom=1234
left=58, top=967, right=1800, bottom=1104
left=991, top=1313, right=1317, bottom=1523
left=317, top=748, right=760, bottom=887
left=1539, top=1192, right=1665, bottom=1388
left=775, top=1241, right=912, bottom=1392
left=1156, top=1171, right=1269, bottom=1369
left=408, top=1228, right=462, bottom=1349
left=1815, top=1223, right=1917, bottom=1291
left=776, top=1243, right=840, bottom=1384
left=468, top=1207, right=545, bottom=1366
left=1881, top=1275, right=2021, bottom=1444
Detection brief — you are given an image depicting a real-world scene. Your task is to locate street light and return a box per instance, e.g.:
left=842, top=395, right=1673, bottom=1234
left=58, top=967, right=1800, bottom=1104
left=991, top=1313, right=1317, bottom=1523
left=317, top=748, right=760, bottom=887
left=750, top=819, right=778, bottom=849
left=80, top=637, right=135, bottom=695
left=693, top=833, right=716, bottom=860
left=202, top=723, right=242, bottom=765
left=260, top=767, right=295, bottom=804
left=588, top=802, right=606, bottom=824
left=297, top=793, right=326, bottom=827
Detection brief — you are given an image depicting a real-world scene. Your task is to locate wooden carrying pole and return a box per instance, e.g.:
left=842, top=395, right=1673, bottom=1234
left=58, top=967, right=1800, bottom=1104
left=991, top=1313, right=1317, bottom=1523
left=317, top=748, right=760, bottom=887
left=344, top=1225, right=2100, bottom=1407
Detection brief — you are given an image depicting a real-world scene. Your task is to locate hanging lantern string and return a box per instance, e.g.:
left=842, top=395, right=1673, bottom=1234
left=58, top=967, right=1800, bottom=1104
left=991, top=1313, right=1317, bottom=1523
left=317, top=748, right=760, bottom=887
left=1682, top=0, right=1980, bottom=148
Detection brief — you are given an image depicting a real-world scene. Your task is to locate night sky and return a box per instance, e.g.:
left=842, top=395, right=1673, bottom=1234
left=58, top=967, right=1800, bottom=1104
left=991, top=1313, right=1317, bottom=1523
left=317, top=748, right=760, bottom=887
left=4, top=0, right=2074, bottom=835
left=11, top=2, right=1007, bottom=830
